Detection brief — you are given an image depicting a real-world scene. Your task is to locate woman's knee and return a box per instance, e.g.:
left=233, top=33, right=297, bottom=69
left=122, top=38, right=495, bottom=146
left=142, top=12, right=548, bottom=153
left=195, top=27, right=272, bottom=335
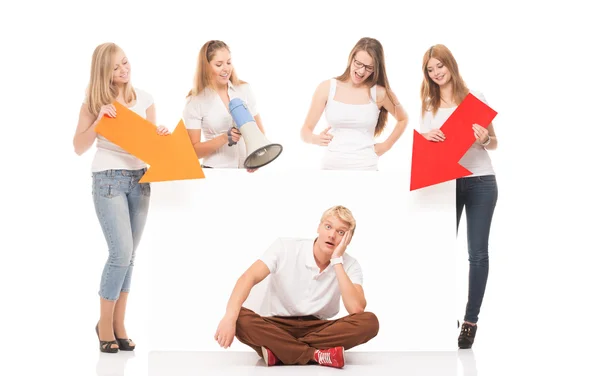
left=108, top=239, right=134, bottom=266
left=468, top=249, right=489, bottom=267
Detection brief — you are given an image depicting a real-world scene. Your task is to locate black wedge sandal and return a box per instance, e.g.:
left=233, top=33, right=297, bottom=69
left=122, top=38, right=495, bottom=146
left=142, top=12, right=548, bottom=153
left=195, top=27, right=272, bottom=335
left=95, top=324, right=119, bottom=353
left=114, top=334, right=136, bottom=351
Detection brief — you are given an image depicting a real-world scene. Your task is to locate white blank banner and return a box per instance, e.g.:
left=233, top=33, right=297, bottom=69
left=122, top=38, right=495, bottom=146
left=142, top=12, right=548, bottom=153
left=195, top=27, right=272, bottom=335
left=146, top=164, right=456, bottom=352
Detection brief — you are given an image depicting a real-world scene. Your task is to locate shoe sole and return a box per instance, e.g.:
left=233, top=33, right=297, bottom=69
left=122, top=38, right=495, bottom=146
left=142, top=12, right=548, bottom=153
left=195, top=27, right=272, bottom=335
left=261, top=347, right=271, bottom=366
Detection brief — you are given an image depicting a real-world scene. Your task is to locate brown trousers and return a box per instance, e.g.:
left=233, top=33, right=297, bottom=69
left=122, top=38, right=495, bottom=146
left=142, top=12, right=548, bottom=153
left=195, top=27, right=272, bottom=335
left=235, top=307, right=379, bottom=365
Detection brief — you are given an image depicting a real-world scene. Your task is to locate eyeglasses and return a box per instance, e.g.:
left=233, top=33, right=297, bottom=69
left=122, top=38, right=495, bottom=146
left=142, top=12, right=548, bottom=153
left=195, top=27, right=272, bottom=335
left=353, top=59, right=374, bottom=72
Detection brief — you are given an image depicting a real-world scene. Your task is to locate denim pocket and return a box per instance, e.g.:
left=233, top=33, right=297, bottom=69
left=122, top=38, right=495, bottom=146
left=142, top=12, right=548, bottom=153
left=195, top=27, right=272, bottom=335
left=96, top=183, right=118, bottom=199
left=477, top=175, right=496, bottom=183
left=93, top=176, right=121, bottom=199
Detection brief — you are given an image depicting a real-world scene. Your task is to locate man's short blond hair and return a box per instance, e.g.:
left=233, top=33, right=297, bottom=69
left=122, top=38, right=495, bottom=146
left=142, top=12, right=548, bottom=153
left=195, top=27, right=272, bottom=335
left=320, top=205, right=356, bottom=234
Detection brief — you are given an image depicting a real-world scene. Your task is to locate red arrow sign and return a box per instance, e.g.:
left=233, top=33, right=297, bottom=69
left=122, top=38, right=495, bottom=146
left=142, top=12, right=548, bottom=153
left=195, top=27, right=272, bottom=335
left=410, top=93, right=497, bottom=191
left=95, top=101, right=205, bottom=183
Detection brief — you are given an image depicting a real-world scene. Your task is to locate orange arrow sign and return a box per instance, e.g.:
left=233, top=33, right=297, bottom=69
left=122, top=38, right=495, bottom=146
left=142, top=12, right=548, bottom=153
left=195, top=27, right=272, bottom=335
left=95, top=101, right=204, bottom=183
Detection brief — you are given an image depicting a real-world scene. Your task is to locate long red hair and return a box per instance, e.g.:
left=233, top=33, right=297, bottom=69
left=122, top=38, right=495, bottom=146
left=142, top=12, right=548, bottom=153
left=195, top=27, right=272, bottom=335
left=420, top=44, right=469, bottom=117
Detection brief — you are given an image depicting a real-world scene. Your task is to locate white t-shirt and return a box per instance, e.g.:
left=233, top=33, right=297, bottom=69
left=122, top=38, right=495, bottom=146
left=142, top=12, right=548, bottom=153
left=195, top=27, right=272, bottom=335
left=89, top=88, right=154, bottom=172
left=419, top=91, right=495, bottom=177
left=182, top=81, right=258, bottom=168
left=259, top=237, right=363, bottom=320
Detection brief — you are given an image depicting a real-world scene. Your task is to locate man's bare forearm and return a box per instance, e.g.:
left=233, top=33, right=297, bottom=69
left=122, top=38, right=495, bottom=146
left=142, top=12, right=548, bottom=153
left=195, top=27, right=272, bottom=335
left=224, top=274, right=255, bottom=319
left=334, top=264, right=366, bottom=314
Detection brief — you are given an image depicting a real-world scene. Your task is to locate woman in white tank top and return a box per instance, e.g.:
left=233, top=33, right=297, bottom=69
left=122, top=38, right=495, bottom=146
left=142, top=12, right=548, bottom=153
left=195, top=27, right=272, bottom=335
left=300, top=37, right=409, bottom=171
left=72, top=42, right=169, bottom=354
left=419, top=44, right=499, bottom=350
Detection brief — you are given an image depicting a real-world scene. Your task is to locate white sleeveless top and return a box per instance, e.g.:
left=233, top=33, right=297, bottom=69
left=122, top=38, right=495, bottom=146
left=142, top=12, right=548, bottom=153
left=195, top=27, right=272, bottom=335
left=419, top=90, right=495, bottom=177
left=322, top=79, right=381, bottom=171
left=90, top=88, right=154, bottom=172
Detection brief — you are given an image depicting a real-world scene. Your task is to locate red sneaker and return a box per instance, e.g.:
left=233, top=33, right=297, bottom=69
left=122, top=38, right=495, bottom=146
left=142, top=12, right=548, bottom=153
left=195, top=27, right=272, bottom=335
left=261, top=346, right=282, bottom=366
left=314, top=346, right=345, bottom=368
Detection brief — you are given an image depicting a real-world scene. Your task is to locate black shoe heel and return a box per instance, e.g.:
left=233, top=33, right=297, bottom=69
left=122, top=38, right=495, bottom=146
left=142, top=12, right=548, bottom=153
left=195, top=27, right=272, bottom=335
left=95, top=324, right=119, bottom=353
left=458, top=322, right=477, bottom=349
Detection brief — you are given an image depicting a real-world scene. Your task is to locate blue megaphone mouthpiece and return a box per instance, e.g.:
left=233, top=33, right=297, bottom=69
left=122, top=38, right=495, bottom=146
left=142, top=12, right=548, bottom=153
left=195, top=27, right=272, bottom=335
left=229, top=98, right=254, bottom=129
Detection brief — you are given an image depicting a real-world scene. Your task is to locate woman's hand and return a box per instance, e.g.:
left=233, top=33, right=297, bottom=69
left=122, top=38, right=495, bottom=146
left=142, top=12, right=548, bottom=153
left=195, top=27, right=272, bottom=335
left=374, top=142, right=390, bottom=156
left=229, top=128, right=241, bottom=144
left=96, top=104, right=116, bottom=122
left=423, top=129, right=445, bottom=142
left=156, top=125, right=170, bottom=135
left=473, top=124, right=490, bottom=144
left=314, top=126, right=333, bottom=146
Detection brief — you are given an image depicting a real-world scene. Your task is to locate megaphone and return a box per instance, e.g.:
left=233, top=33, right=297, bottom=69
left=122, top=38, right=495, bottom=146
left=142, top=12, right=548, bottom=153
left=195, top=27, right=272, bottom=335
left=228, top=98, right=283, bottom=169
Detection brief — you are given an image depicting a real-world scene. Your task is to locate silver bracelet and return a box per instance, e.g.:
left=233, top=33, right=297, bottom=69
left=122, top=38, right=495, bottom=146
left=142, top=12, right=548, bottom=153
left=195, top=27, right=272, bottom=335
left=482, top=135, right=491, bottom=146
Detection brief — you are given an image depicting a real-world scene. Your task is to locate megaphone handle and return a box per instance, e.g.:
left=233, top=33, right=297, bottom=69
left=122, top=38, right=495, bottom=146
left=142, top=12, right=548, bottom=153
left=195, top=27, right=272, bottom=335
left=227, top=127, right=238, bottom=147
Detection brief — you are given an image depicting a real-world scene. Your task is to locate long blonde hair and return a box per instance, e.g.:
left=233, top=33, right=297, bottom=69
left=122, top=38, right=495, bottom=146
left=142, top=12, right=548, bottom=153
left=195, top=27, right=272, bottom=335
left=336, top=37, right=398, bottom=137
left=420, top=44, right=469, bottom=117
left=187, top=40, right=245, bottom=97
left=85, top=43, right=136, bottom=118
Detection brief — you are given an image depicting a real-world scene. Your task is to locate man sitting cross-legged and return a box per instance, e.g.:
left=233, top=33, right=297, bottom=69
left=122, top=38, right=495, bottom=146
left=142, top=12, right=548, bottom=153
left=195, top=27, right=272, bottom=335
left=214, top=205, right=379, bottom=369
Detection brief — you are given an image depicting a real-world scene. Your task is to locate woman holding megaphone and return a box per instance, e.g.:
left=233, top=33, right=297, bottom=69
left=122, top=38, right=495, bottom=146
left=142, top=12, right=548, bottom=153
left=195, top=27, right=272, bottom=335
left=300, top=37, right=409, bottom=171
left=183, top=40, right=266, bottom=172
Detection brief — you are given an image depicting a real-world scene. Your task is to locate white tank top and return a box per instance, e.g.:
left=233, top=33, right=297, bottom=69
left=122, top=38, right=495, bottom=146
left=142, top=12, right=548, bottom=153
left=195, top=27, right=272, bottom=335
left=90, top=88, right=154, bottom=172
left=322, top=79, right=381, bottom=171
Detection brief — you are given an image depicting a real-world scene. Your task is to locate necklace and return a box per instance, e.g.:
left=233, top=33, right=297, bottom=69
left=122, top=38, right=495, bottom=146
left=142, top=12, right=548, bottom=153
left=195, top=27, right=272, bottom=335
left=441, top=96, right=456, bottom=106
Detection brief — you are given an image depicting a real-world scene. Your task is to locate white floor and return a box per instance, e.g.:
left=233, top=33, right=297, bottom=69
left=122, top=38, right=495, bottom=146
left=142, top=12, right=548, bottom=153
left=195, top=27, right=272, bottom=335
left=147, top=351, right=458, bottom=375
left=87, top=346, right=600, bottom=376
left=8, top=339, right=591, bottom=376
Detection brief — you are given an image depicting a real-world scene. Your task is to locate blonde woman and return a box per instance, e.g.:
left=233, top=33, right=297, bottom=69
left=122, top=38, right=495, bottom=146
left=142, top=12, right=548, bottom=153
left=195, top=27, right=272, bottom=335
left=419, top=44, right=498, bottom=349
left=72, top=42, right=169, bottom=353
left=300, top=37, right=409, bottom=171
left=182, top=40, right=265, bottom=172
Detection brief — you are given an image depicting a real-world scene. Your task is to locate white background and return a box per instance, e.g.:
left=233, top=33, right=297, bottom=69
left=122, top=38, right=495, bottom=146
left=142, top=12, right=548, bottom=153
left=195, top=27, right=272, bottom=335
left=1, top=0, right=599, bottom=375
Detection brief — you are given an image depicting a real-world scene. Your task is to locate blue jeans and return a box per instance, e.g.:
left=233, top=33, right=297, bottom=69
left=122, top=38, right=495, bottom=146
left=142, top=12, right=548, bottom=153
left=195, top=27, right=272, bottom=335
left=456, top=175, right=498, bottom=323
left=92, top=169, right=150, bottom=301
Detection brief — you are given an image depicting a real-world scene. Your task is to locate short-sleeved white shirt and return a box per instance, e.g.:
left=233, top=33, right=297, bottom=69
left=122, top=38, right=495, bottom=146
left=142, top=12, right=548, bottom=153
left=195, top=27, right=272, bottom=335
left=182, top=81, right=258, bottom=168
left=259, top=237, right=363, bottom=320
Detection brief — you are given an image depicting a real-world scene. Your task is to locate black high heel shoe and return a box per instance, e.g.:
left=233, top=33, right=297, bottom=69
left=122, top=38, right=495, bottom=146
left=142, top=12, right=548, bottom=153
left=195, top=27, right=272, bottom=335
left=458, top=322, right=478, bottom=349
left=95, top=324, right=119, bottom=353
left=114, top=332, right=136, bottom=351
